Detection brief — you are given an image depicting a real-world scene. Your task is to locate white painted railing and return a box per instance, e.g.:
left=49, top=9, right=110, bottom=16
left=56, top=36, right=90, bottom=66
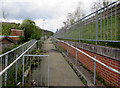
left=55, top=38, right=120, bottom=85
left=0, top=39, right=38, bottom=87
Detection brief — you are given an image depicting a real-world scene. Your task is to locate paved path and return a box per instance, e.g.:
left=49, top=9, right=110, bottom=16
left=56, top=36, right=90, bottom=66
left=42, top=38, right=84, bottom=86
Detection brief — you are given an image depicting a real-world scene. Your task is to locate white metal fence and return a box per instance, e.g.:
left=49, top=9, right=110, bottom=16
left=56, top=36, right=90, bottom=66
left=0, top=39, right=38, bottom=87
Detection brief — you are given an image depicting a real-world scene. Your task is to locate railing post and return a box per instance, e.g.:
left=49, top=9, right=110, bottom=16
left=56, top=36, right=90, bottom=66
left=67, top=46, right=68, bottom=56
left=41, top=74, right=42, bottom=86
left=75, top=50, right=78, bottom=65
left=37, top=41, right=38, bottom=49
left=48, top=55, right=49, bottom=87
left=37, top=40, right=39, bottom=49
left=30, top=56, right=31, bottom=69
left=15, top=55, right=18, bottom=84
left=93, top=56, right=97, bottom=85
left=95, top=11, right=98, bottom=44
left=22, top=46, right=24, bottom=54
left=22, top=56, right=25, bottom=86
left=4, top=55, right=8, bottom=86
left=0, top=57, right=2, bottom=88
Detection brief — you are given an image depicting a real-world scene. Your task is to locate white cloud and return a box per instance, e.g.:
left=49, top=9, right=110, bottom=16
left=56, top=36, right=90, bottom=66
left=1, top=0, right=96, bottom=32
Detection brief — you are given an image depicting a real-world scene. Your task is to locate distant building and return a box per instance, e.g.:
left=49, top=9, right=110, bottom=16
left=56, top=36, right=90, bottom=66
left=0, top=29, right=24, bottom=53
left=0, top=36, right=14, bottom=53
left=10, top=29, right=24, bottom=44
left=11, top=29, right=24, bottom=36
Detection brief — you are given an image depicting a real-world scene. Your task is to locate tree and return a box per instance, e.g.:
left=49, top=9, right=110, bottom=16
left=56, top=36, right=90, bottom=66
left=91, top=0, right=102, bottom=12
left=103, top=0, right=111, bottom=7
left=19, top=19, right=35, bottom=41
left=91, top=0, right=112, bottom=12
left=67, top=13, right=74, bottom=25
left=66, top=2, right=84, bottom=25
left=19, top=19, right=42, bottom=41
left=74, top=6, right=82, bottom=21
left=32, top=26, right=42, bottom=40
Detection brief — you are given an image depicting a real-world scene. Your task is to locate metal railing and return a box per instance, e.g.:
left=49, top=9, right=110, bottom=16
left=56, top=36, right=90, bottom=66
left=0, top=39, right=38, bottom=87
left=55, top=39, right=120, bottom=85
left=23, top=54, right=49, bottom=86
left=54, top=1, right=120, bottom=42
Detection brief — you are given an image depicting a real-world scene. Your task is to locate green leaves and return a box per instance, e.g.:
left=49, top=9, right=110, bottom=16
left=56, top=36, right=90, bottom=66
left=1, top=22, right=20, bottom=36
left=19, top=19, right=42, bottom=41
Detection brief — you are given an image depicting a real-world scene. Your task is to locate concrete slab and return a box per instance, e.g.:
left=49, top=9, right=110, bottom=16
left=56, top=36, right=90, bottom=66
left=42, top=38, right=84, bottom=86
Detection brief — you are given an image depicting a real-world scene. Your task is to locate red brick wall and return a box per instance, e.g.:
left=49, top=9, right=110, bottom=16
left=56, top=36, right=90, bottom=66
left=57, top=41, right=120, bottom=86
left=11, top=29, right=24, bottom=36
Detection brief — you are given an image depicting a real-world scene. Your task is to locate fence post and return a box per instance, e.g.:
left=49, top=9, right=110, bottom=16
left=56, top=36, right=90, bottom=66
left=75, top=50, right=78, bottom=65
left=48, top=55, right=49, bottom=87
left=4, top=55, right=8, bottom=86
left=37, top=40, right=39, bottom=49
left=67, top=46, right=68, bottom=56
left=15, top=55, right=18, bottom=84
left=22, top=56, right=25, bottom=86
left=0, top=57, right=2, bottom=87
left=95, top=11, right=98, bottom=44
left=93, top=56, right=97, bottom=85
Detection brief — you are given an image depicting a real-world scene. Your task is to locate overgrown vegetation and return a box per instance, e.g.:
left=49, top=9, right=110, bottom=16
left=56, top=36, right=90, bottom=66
left=62, top=15, right=120, bottom=41
left=2, top=64, right=22, bottom=87
left=24, top=49, right=43, bottom=86
left=19, top=19, right=53, bottom=41
left=0, top=22, right=20, bottom=35
left=4, top=46, right=43, bottom=87
left=1, top=19, right=53, bottom=41
left=1, top=19, right=53, bottom=53
left=19, top=19, right=42, bottom=41
left=44, top=30, right=54, bottom=37
left=56, top=15, right=120, bottom=48
left=30, top=49, right=42, bottom=68
left=1, top=43, right=21, bottom=54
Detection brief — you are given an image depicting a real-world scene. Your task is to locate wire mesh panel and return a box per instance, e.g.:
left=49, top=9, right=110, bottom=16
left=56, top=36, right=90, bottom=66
left=54, top=1, right=120, bottom=42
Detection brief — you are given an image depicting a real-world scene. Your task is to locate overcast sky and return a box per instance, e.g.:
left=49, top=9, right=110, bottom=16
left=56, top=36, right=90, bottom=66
left=0, top=0, right=104, bottom=32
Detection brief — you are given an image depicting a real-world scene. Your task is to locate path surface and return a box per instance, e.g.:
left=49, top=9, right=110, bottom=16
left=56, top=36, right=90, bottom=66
left=43, top=38, right=84, bottom=86
left=31, top=38, right=84, bottom=86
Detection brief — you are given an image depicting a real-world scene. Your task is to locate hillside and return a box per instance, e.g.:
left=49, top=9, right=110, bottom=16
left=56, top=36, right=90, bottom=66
left=44, top=30, right=54, bottom=37
left=0, top=22, right=53, bottom=38
left=0, top=22, right=20, bottom=36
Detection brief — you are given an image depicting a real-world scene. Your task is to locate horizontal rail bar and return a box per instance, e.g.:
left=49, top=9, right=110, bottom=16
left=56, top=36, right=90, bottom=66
left=0, top=41, right=37, bottom=76
left=24, top=54, right=49, bottom=57
left=57, top=39, right=120, bottom=74
left=56, top=38, right=120, bottom=43
left=67, top=1, right=119, bottom=27
left=0, top=40, right=35, bottom=57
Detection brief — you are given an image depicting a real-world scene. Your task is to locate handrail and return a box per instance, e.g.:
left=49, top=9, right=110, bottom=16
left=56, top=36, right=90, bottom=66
left=0, top=39, right=35, bottom=57
left=56, top=37, right=120, bottom=43
left=57, top=39, right=120, bottom=74
left=0, top=41, right=37, bottom=76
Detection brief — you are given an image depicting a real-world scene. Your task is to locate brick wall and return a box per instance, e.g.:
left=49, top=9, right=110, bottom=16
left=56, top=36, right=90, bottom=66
left=57, top=41, right=120, bottom=86
left=66, top=41, right=120, bottom=61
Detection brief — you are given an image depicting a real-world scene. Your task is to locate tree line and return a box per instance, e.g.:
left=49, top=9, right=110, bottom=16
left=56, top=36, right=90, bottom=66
left=62, top=0, right=114, bottom=27
left=1, top=19, right=53, bottom=42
